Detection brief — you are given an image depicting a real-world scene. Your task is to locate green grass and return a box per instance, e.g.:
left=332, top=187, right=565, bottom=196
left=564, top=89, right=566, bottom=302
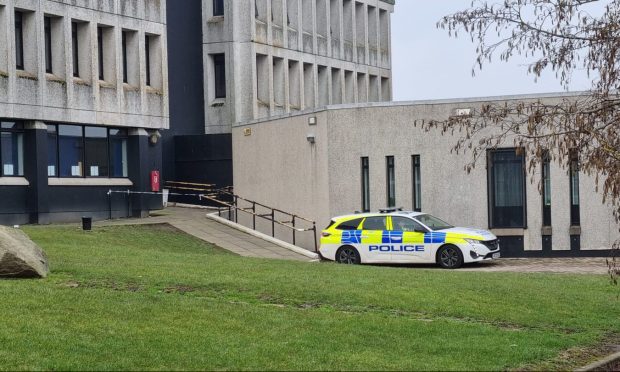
left=0, top=224, right=617, bottom=370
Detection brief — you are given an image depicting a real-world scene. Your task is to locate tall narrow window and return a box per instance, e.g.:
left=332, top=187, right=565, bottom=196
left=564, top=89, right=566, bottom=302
left=85, top=127, right=108, bottom=177
left=47, top=125, right=58, bottom=177
left=72, top=21, right=79, bottom=77
left=213, top=54, right=226, bottom=98
left=122, top=31, right=128, bottom=83
left=386, top=156, right=395, bottom=208
left=0, top=122, right=24, bottom=177
left=109, top=129, right=128, bottom=178
left=145, top=35, right=151, bottom=86
left=361, top=157, right=370, bottom=212
left=58, top=125, right=84, bottom=177
left=15, top=11, right=24, bottom=70
left=570, top=152, right=580, bottom=226
left=488, top=149, right=526, bottom=228
left=542, top=151, right=551, bottom=226
left=97, top=26, right=104, bottom=80
left=412, top=155, right=421, bottom=212
left=213, top=0, right=224, bottom=16
left=44, top=16, right=52, bottom=73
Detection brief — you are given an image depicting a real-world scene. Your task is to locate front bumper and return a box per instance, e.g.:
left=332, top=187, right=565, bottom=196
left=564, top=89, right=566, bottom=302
left=463, top=242, right=501, bottom=263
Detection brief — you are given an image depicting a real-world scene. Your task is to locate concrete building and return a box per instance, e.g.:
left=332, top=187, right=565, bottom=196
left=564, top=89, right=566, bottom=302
left=0, top=0, right=169, bottom=224
left=232, top=94, right=618, bottom=257
left=164, top=0, right=394, bottom=189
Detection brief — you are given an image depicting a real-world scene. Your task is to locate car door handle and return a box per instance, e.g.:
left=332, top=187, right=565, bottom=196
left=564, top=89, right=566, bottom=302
left=361, top=235, right=369, bottom=239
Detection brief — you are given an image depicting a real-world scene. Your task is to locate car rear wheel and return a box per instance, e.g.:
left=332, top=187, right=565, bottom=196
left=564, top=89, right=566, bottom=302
left=336, top=246, right=361, bottom=264
left=437, top=245, right=463, bottom=269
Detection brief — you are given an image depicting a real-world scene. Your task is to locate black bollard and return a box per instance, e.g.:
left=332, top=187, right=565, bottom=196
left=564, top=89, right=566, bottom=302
left=82, top=217, right=92, bottom=231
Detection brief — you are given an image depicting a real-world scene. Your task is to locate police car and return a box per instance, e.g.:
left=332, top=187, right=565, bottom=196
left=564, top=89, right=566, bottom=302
left=319, top=209, right=500, bottom=269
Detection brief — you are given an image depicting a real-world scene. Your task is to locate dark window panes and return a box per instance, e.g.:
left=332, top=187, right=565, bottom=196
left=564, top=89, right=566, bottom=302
left=145, top=35, right=151, bottom=86
left=213, top=0, right=224, bottom=16
left=542, top=152, right=551, bottom=226
left=362, top=216, right=387, bottom=231
left=361, top=157, right=370, bottom=212
left=1, top=122, right=23, bottom=130
left=97, top=26, right=104, bottom=80
left=213, top=54, right=226, bottom=98
left=47, top=125, right=58, bottom=177
left=122, top=31, right=128, bottom=83
left=85, top=127, right=108, bottom=177
left=570, top=153, right=580, bottom=226
left=44, top=16, right=52, bottom=73
left=391, top=217, right=425, bottom=232
left=0, top=131, right=24, bottom=176
left=109, top=129, right=128, bottom=178
left=412, top=155, right=421, bottom=212
left=72, top=22, right=79, bottom=77
left=15, top=11, right=24, bottom=70
left=58, top=125, right=83, bottom=177
left=336, top=218, right=364, bottom=231
left=386, top=156, right=395, bottom=208
left=489, top=149, right=526, bottom=228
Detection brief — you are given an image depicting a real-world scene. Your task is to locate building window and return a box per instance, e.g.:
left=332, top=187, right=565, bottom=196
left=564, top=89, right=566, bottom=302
left=122, top=31, right=128, bottom=83
left=386, top=156, right=395, bottom=208
left=49, top=124, right=128, bottom=179
left=47, top=126, right=58, bottom=177
left=15, top=11, right=24, bottom=70
left=542, top=151, right=551, bottom=227
left=213, top=54, right=226, bottom=98
left=97, top=26, right=104, bottom=80
left=72, top=22, right=79, bottom=77
left=145, top=35, right=151, bottom=86
left=412, top=155, right=421, bottom=212
left=109, top=129, right=128, bottom=178
left=85, top=127, right=108, bottom=177
left=488, top=149, right=526, bottom=228
left=44, top=16, right=52, bottom=74
left=0, top=122, right=24, bottom=177
left=213, top=0, right=224, bottom=16
left=570, top=152, right=580, bottom=226
left=361, top=157, right=370, bottom=212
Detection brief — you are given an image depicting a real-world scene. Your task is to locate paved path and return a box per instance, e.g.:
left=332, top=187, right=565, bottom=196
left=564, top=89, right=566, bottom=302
left=460, top=257, right=610, bottom=275
left=96, top=207, right=313, bottom=262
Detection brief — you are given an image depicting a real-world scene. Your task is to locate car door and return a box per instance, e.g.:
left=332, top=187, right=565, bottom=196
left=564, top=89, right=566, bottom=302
left=359, top=216, right=390, bottom=263
left=390, top=216, right=431, bottom=263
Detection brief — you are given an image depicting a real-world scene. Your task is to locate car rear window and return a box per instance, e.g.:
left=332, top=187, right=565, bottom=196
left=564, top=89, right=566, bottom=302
left=336, top=218, right=364, bottom=230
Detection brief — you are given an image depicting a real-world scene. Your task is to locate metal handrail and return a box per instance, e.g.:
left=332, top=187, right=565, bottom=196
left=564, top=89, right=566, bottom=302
left=200, top=190, right=318, bottom=252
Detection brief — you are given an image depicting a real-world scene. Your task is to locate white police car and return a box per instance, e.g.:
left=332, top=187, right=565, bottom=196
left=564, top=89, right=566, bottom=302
left=319, top=210, right=500, bottom=269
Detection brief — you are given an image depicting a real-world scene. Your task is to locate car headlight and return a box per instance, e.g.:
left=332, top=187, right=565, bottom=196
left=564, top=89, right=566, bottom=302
left=464, top=238, right=482, bottom=246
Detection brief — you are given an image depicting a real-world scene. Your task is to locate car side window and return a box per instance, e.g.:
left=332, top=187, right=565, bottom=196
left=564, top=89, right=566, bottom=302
left=362, top=216, right=387, bottom=231
left=391, top=217, right=427, bottom=232
left=336, top=218, right=364, bottom=230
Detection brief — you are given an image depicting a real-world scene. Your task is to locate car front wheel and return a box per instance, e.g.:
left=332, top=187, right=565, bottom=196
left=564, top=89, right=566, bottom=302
left=336, top=246, right=361, bottom=264
left=437, top=245, right=463, bottom=269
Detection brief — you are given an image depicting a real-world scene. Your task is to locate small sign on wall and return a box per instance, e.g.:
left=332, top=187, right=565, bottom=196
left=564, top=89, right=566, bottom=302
left=3, top=164, right=14, bottom=176
left=243, top=128, right=252, bottom=136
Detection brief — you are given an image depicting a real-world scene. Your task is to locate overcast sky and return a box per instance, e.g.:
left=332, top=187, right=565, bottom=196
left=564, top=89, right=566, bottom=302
left=391, top=1, right=594, bottom=101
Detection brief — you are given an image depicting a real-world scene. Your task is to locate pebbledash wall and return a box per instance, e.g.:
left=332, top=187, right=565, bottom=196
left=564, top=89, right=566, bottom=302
left=232, top=92, right=619, bottom=257
left=0, top=0, right=169, bottom=225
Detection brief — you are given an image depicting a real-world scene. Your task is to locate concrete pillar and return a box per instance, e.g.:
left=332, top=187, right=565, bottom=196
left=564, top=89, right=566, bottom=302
left=24, top=121, right=50, bottom=224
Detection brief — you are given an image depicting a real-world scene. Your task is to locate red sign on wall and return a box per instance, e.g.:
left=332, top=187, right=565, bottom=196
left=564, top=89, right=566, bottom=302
left=151, top=171, right=160, bottom=192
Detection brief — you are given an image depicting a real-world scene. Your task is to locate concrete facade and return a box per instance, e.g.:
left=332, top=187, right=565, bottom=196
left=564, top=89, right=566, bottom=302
left=0, top=0, right=169, bottom=224
left=231, top=93, right=619, bottom=256
left=0, top=0, right=169, bottom=129
left=203, top=0, right=394, bottom=135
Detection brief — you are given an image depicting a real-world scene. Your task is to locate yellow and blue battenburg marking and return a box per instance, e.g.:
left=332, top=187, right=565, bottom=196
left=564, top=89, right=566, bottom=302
left=382, top=231, right=403, bottom=243
left=424, top=232, right=447, bottom=244
left=342, top=230, right=362, bottom=244
left=340, top=230, right=448, bottom=245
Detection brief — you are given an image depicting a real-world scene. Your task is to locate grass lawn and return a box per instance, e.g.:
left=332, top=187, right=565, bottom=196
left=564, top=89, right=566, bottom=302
left=0, top=224, right=618, bottom=370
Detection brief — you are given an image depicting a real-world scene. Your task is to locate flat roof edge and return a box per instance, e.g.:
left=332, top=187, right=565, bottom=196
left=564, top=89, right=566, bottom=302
left=233, top=91, right=589, bottom=128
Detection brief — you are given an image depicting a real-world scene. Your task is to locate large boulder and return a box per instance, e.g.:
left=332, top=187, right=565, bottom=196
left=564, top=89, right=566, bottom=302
left=0, top=226, right=49, bottom=278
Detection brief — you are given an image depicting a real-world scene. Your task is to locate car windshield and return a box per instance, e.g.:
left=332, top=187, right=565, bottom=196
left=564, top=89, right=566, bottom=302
left=414, top=214, right=453, bottom=231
